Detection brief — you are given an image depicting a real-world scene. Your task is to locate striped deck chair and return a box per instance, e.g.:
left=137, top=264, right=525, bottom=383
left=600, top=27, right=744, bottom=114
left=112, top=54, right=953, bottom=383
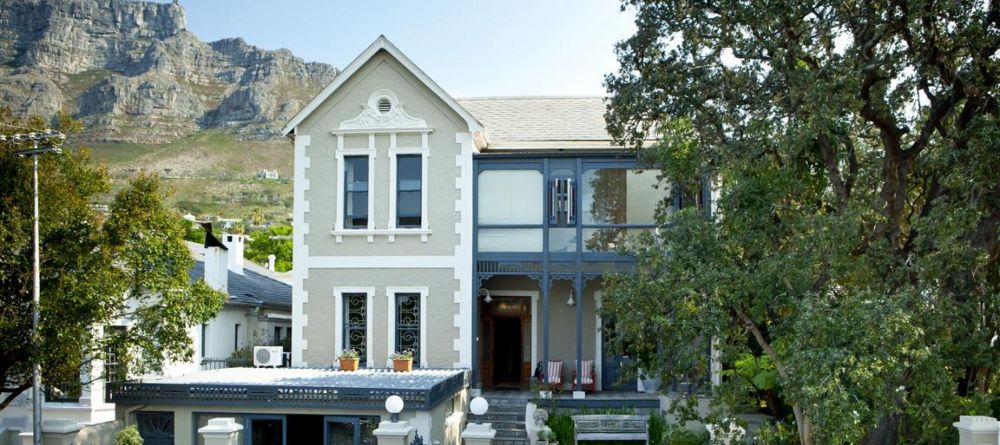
left=538, top=359, right=563, bottom=389
left=572, top=359, right=596, bottom=392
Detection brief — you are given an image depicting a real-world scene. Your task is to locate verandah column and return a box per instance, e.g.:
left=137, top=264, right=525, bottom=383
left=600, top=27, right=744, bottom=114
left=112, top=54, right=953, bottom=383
left=574, top=274, right=583, bottom=393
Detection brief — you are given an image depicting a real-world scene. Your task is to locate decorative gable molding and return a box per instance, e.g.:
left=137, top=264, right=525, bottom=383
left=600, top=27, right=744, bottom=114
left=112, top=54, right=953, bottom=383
left=337, top=90, right=429, bottom=132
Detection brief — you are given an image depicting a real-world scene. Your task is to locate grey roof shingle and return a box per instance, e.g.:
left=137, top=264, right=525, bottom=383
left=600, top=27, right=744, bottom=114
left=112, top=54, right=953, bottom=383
left=457, top=96, right=611, bottom=144
left=188, top=261, right=291, bottom=310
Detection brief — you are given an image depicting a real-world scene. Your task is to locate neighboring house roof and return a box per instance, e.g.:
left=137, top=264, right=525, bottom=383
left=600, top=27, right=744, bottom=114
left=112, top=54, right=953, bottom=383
left=184, top=241, right=291, bottom=310
left=188, top=261, right=291, bottom=310
left=282, top=35, right=483, bottom=137
left=458, top=96, right=614, bottom=148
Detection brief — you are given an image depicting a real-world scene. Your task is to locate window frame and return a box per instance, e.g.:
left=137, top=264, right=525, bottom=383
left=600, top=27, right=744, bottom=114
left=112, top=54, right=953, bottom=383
left=385, top=286, right=428, bottom=368
left=333, top=287, right=375, bottom=368
left=387, top=133, right=431, bottom=242
left=342, top=154, right=372, bottom=230
left=333, top=136, right=376, bottom=241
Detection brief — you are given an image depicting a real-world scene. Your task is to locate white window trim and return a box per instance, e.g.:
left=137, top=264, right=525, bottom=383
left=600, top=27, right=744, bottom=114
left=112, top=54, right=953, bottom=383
left=386, top=286, right=428, bottom=368
left=333, top=287, right=376, bottom=368
left=333, top=133, right=376, bottom=243
left=388, top=132, right=431, bottom=242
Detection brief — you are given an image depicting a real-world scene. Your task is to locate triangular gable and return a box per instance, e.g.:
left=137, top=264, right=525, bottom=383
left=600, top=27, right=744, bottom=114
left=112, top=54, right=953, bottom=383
left=282, top=35, right=483, bottom=136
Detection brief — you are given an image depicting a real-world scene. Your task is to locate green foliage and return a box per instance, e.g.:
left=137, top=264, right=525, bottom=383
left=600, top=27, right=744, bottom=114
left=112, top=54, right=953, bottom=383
left=182, top=219, right=206, bottom=243
left=115, top=425, right=143, bottom=445
left=662, top=424, right=708, bottom=445
left=754, top=421, right=800, bottom=445
left=604, top=1, right=1000, bottom=444
left=245, top=224, right=292, bottom=272
left=648, top=412, right=667, bottom=445
left=545, top=412, right=575, bottom=445
left=0, top=108, right=225, bottom=410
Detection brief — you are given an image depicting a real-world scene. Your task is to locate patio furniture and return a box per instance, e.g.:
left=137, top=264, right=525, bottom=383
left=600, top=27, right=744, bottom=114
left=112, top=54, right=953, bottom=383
left=572, top=414, right=648, bottom=445
left=538, top=360, right=563, bottom=389
left=571, top=359, right=596, bottom=392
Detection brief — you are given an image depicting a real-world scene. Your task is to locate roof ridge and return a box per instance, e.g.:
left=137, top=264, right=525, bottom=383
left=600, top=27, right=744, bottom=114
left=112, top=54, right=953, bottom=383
left=456, top=95, right=606, bottom=100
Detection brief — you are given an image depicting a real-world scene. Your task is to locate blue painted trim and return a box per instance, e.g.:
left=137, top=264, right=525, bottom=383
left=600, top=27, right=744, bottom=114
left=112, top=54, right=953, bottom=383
left=542, top=158, right=550, bottom=379
left=472, top=156, right=480, bottom=387
left=575, top=157, right=584, bottom=392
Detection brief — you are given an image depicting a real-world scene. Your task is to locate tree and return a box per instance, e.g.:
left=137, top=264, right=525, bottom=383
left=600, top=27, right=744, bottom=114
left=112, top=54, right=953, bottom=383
left=603, top=1, right=999, bottom=444
left=0, top=108, right=225, bottom=410
left=245, top=224, right=292, bottom=272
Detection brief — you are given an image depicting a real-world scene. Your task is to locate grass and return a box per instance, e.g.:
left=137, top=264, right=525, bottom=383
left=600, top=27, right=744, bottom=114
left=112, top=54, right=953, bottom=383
left=86, top=129, right=294, bottom=219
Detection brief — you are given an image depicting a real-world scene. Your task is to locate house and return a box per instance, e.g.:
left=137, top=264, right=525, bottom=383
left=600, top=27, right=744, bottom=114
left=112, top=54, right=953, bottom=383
left=108, top=35, right=715, bottom=445
left=0, top=228, right=291, bottom=445
left=189, top=226, right=293, bottom=367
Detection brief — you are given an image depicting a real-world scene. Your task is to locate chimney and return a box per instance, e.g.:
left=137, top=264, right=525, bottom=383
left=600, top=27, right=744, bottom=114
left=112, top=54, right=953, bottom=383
left=221, top=233, right=246, bottom=275
left=201, top=223, right=229, bottom=292
left=267, top=254, right=276, bottom=272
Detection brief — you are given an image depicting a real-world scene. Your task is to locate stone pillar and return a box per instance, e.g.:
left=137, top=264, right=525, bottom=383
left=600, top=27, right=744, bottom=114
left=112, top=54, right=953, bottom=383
left=461, top=422, right=496, bottom=445
left=374, top=420, right=414, bottom=445
left=198, top=417, right=244, bottom=445
left=954, top=416, right=1000, bottom=445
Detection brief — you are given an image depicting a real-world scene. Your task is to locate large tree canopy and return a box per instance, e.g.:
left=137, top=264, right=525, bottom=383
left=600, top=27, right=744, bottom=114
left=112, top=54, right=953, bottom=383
left=0, top=108, right=225, bottom=410
left=602, top=1, right=999, bottom=444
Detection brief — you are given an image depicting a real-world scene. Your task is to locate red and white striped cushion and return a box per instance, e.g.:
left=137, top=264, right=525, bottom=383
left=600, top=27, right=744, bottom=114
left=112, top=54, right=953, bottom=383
left=547, top=360, right=562, bottom=383
left=577, top=360, right=594, bottom=384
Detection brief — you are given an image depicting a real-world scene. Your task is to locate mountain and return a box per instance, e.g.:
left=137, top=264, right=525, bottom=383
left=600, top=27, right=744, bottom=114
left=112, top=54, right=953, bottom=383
left=0, top=0, right=338, bottom=143
left=0, top=0, right=338, bottom=220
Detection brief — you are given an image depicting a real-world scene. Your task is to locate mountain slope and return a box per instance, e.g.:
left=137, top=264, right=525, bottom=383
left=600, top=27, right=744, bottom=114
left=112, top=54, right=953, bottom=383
left=0, top=0, right=337, bottom=219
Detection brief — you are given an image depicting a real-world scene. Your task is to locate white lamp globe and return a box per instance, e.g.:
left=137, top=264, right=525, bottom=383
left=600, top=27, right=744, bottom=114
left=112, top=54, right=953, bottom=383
left=385, top=395, right=404, bottom=414
left=470, top=397, right=489, bottom=416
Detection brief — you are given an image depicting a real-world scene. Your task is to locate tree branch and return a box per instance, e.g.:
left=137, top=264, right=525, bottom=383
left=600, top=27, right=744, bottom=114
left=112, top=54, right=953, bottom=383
left=0, top=380, right=32, bottom=412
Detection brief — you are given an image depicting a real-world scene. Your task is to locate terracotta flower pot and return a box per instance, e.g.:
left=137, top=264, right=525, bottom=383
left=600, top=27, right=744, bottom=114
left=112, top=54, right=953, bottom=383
left=392, top=358, right=412, bottom=372
left=339, top=357, right=359, bottom=371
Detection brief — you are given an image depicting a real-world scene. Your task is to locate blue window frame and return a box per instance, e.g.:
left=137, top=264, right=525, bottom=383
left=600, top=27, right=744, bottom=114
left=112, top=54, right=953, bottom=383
left=324, top=416, right=379, bottom=445
left=344, top=156, right=369, bottom=229
left=396, top=155, right=422, bottom=228
left=194, top=413, right=286, bottom=445
left=395, top=293, right=421, bottom=367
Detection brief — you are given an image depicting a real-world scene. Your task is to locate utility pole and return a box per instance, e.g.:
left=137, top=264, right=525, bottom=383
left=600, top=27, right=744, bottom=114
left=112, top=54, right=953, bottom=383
left=3, top=130, right=65, bottom=445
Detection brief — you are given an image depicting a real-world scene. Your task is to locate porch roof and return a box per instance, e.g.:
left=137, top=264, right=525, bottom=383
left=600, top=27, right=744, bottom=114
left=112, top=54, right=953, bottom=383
left=107, top=368, right=468, bottom=411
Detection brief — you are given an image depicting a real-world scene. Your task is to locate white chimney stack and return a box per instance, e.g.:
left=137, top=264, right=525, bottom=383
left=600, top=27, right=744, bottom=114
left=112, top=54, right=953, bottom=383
left=221, top=233, right=246, bottom=275
left=267, top=254, right=276, bottom=271
left=202, top=223, right=230, bottom=292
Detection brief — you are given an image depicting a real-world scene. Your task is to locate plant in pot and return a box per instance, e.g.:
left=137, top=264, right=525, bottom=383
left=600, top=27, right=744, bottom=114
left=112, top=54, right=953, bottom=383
left=390, top=349, right=414, bottom=372
left=338, top=348, right=360, bottom=371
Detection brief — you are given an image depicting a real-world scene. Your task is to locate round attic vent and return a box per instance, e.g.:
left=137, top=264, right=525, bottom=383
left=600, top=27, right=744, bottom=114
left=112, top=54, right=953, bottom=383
left=377, top=98, right=392, bottom=113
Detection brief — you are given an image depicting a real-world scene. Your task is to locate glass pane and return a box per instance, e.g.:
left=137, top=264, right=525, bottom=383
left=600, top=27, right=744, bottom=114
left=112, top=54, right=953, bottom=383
left=583, top=228, right=652, bottom=252
left=397, top=156, right=421, bottom=227
left=477, top=228, right=543, bottom=252
left=251, top=418, right=283, bottom=445
left=582, top=168, right=662, bottom=225
left=345, top=156, right=369, bottom=229
left=344, top=294, right=367, bottom=365
left=326, top=421, right=354, bottom=445
left=548, top=228, right=577, bottom=252
left=478, top=170, right=544, bottom=225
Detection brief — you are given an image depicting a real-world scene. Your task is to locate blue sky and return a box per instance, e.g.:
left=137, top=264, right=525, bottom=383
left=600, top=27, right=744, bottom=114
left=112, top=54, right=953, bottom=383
left=175, top=0, right=636, bottom=97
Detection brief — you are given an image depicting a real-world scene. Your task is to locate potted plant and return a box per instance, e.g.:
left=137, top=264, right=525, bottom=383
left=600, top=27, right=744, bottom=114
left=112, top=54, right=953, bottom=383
left=338, top=348, right=360, bottom=371
left=390, top=350, right=413, bottom=372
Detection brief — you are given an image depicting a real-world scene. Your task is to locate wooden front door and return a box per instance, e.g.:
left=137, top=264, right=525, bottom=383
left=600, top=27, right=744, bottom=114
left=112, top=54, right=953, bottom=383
left=479, top=296, right=532, bottom=389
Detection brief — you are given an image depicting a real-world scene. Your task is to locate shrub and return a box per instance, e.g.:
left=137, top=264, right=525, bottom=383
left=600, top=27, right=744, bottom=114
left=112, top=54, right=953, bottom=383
left=663, top=424, right=708, bottom=445
left=115, top=425, right=143, bottom=445
left=648, top=412, right=667, bottom=445
left=545, top=412, right=575, bottom=445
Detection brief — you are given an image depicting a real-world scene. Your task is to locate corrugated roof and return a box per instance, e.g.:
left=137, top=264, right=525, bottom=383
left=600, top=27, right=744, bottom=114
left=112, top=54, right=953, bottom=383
left=457, top=96, right=612, bottom=146
left=188, top=261, right=291, bottom=310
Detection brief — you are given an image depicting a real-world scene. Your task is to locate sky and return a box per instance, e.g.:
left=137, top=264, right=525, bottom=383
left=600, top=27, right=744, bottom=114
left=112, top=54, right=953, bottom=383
left=175, top=0, right=636, bottom=97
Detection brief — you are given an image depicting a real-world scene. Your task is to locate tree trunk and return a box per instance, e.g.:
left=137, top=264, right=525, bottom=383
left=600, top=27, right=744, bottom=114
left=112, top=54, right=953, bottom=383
left=792, top=404, right=816, bottom=445
left=860, top=414, right=901, bottom=445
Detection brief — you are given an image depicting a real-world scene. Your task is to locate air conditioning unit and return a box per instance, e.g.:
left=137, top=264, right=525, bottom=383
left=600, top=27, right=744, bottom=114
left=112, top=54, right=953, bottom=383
left=253, top=346, right=284, bottom=367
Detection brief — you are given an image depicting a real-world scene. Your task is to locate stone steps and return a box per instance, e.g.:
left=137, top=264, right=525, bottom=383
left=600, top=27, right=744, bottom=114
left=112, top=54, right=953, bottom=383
left=471, top=396, right=531, bottom=444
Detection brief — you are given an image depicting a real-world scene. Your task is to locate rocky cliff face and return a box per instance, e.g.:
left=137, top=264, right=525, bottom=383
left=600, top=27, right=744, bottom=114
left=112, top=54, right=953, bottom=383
left=0, top=0, right=338, bottom=143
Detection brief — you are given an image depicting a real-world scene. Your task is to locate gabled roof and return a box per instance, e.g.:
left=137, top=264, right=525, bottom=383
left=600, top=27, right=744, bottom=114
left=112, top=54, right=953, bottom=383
left=282, top=35, right=483, bottom=136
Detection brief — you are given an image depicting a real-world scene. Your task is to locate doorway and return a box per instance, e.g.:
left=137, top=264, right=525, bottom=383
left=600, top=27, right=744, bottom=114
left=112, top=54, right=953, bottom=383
left=492, top=317, right=522, bottom=386
left=479, top=295, right=532, bottom=389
